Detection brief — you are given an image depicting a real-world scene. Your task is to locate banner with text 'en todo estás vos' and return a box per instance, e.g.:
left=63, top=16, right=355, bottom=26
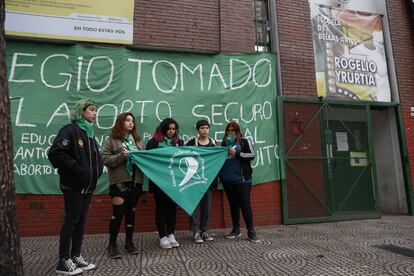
left=7, top=41, right=279, bottom=194
left=5, top=0, right=134, bottom=44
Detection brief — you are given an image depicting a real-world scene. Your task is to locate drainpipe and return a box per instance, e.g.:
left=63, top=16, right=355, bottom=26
left=269, top=0, right=283, bottom=96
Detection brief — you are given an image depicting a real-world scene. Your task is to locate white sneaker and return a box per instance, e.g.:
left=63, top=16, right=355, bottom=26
left=72, top=255, right=96, bottom=271
left=193, top=232, right=203, bottom=244
left=202, top=232, right=214, bottom=242
left=167, top=234, right=180, bottom=247
left=160, top=236, right=172, bottom=249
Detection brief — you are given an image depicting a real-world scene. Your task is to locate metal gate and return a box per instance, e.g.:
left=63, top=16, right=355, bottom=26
left=277, top=97, right=414, bottom=224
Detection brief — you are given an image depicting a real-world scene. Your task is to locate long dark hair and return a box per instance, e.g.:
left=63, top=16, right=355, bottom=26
left=111, top=112, right=141, bottom=142
left=221, top=121, right=243, bottom=146
left=153, top=118, right=180, bottom=145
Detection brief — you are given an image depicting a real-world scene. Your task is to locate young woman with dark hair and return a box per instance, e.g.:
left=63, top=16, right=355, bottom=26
left=219, top=121, right=260, bottom=243
left=102, top=112, right=144, bottom=258
left=146, top=118, right=183, bottom=249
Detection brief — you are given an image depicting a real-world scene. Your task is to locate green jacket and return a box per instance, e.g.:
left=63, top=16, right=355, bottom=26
left=102, top=137, right=144, bottom=185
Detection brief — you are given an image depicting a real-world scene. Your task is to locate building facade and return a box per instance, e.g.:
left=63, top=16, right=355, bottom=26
left=7, top=0, right=414, bottom=236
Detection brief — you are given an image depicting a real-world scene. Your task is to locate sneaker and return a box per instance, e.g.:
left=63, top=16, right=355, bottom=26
left=248, top=231, right=261, bottom=243
left=167, top=233, right=180, bottom=247
left=56, top=258, right=83, bottom=275
left=226, top=230, right=241, bottom=239
left=125, top=241, right=139, bottom=255
left=160, top=236, right=172, bottom=249
left=193, top=232, right=203, bottom=244
left=108, top=244, right=122, bottom=259
left=72, top=255, right=96, bottom=271
left=201, top=232, right=214, bottom=242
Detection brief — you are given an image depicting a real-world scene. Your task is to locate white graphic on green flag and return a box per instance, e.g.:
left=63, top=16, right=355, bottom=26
left=127, top=146, right=227, bottom=215
left=178, top=157, right=202, bottom=187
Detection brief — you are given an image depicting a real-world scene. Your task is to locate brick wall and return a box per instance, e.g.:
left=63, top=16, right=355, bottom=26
left=133, top=0, right=219, bottom=51
left=14, top=0, right=280, bottom=237
left=402, top=109, right=414, bottom=192
left=387, top=0, right=414, bottom=191
left=133, top=0, right=255, bottom=53
left=16, top=182, right=280, bottom=237
left=220, top=0, right=255, bottom=53
left=276, top=0, right=317, bottom=97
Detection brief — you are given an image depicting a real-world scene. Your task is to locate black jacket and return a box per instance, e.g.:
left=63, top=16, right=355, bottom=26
left=48, top=123, right=103, bottom=194
left=186, top=137, right=218, bottom=190
left=186, top=137, right=216, bottom=147
left=226, top=137, right=255, bottom=180
left=146, top=137, right=184, bottom=150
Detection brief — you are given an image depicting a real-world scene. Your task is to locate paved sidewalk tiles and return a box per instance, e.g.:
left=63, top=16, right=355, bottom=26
left=21, top=216, right=414, bottom=275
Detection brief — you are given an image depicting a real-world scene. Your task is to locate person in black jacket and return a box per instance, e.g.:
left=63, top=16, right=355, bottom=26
left=219, top=121, right=260, bottom=243
left=48, top=99, right=103, bottom=275
left=186, top=120, right=217, bottom=243
left=146, top=118, right=183, bottom=249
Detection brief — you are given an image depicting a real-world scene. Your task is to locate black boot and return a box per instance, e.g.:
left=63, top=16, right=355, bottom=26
left=108, top=244, right=122, bottom=259
left=125, top=240, right=139, bottom=255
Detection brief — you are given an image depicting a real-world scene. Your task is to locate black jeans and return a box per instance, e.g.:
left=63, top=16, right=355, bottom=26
left=152, top=185, right=177, bottom=238
left=222, top=182, right=254, bottom=233
left=190, top=189, right=212, bottom=234
left=59, top=189, right=92, bottom=259
left=109, top=182, right=142, bottom=245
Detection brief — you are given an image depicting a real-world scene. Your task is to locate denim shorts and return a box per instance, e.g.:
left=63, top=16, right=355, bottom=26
left=109, top=182, right=142, bottom=198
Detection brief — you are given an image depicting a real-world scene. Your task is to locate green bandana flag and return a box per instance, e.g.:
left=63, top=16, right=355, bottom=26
left=127, top=146, right=228, bottom=215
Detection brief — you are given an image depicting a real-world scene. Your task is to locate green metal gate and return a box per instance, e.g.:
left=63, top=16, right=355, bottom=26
left=278, top=97, right=414, bottom=224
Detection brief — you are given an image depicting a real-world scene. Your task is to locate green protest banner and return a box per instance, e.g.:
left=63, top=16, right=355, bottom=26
left=127, top=147, right=228, bottom=215
left=7, top=41, right=280, bottom=194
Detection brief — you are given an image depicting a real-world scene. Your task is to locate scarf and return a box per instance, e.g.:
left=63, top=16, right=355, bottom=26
left=123, top=134, right=139, bottom=151
left=75, top=118, right=94, bottom=138
left=158, top=137, right=172, bottom=148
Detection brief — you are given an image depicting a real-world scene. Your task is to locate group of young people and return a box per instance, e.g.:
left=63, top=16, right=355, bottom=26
left=48, top=99, right=260, bottom=275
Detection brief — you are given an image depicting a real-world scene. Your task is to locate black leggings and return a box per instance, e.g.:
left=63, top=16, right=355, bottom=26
left=222, top=183, right=254, bottom=233
left=152, top=185, right=177, bottom=238
left=109, top=183, right=141, bottom=245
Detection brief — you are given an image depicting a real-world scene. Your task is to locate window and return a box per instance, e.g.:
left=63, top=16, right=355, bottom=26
left=254, top=0, right=271, bottom=52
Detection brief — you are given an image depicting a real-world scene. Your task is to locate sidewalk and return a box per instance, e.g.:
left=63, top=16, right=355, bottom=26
left=22, top=215, right=414, bottom=275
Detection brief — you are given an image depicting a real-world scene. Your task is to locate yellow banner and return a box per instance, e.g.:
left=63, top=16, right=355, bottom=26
left=5, top=0, right=134, bottom=44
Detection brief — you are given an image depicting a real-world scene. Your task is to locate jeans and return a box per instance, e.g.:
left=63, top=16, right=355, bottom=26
left=109, top=182, right=142, bottom=245
left=222, top=182, right=254, bottom=232
left=190, top=189, right=212, bottom=234
left=59, top=189, right=92, bottom=259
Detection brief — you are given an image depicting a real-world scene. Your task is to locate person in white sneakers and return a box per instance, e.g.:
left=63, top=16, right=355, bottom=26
left=146, top=118, right=183, bottom=249
left=186, top=120, right=217, bottom=244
